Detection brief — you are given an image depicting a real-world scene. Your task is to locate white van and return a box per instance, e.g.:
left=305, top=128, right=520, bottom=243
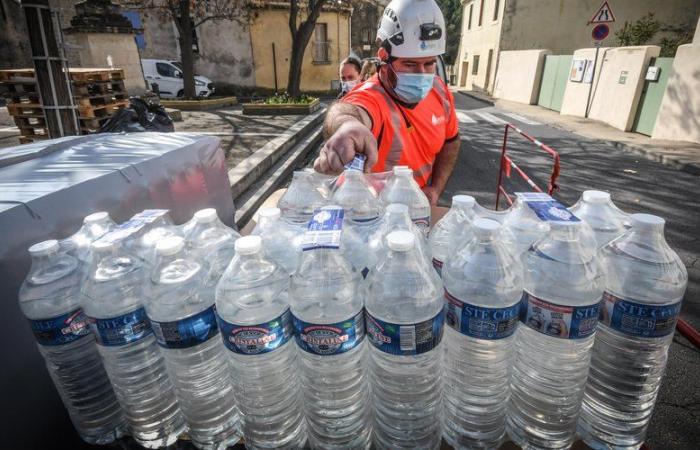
left=141, top=59, right=215, bottom=98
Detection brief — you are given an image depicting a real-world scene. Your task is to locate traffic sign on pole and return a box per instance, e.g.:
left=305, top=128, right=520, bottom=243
left=592, top=24, right=610, bottom=41
left=589, top=1, right=616, bottom=24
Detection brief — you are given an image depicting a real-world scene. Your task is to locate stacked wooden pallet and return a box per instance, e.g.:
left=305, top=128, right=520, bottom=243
left=0, top=68, right=130, bottom=143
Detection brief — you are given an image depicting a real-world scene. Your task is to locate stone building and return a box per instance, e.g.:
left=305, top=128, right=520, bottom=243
left=455, top=0, right=700, bottom=93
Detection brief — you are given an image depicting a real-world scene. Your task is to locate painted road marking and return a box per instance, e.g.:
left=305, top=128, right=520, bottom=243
left=473, top=111, right=507, bottom=125
left=500, top=112, right=542, bottom=126
left=0, top=126, right=19, bottom=133
left=456, top=110, right=477, bottom=124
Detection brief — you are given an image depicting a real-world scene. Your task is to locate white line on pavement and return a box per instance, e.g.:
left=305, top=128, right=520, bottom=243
left=456, top=111, right=477, bottom=124
left=472, top=111, right=507, bottom=125
left=0, top=127, right=19, bottom=132
left=500, top=112, right=542, bottom=126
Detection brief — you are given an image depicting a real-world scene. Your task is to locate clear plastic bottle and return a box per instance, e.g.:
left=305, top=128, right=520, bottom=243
left=251, top=207, right=304, bottom=275
left=124, top=209, right=182, bottom=266
left=442, top=219, right=522, bottom=449
left=18, top=240, right=126, bottom=445
left=507, top=220, right=603, bottom=450
left=569, top=190, right=628, bottom=249
left=215, top=235, right=306, bottom=449
left=429, top=195, right=476, bottom=276
left=290, top=207, right=371, bottom=449
left=500, top=194, right=550, bottom=257
left=365, top=231, right=445, bottom=450
left=578, top=214, right=688, bottom=450
left=183, top=208, right=240, bottom=285
left=368, top=203, right=431, bottom=270
left=379, top=167, right=431, bottom=235
left=332, top=167, right=383, bottom=224
left=278, top=170, right=327, bottom=225
left=81, top=234, right=186, bottom=448
left=146, top=236, right=240, bottom=450
left=60, top=211, right=116, bottom=263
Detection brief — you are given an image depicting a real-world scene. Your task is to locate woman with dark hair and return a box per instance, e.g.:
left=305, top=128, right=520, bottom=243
left=338, top=57, right=362, bottom=98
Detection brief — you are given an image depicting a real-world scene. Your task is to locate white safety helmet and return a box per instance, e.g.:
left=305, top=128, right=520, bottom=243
left=376, top=0, right=446, bottom=58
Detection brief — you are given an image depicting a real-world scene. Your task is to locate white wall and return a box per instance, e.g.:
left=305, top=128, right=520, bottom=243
left=560, top=47, right=609, bottom=117
left=493, top=50, right=549, bottom=104
left=587, top=46, right=660, bottom=131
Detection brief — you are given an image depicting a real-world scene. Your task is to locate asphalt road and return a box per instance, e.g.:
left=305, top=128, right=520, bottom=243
left=442, top=92, right=700, bottom=450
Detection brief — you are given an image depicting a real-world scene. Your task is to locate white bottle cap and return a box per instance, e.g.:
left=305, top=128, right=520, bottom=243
left=84, top=211, right=109, bottom=224
left=258, top=207, right=281, bottom=221
left=235, top=235, right=262, bottom=255
left=386, top=203, right=409, bottom=214
left=156, top=236, right=185, bottom=256
left=453, top=195, right=475, bottom=208
left=387, top=230, right=415, bottom=252
left=631, top=213, right=664, bottom=231
left=29, top=240, right=59, bottom=256
left=582, top=190, right=611, bottom=203
left=194, top=208, right=218, bottom=224
left=394, top=167, right=413, bottom=176
left=473, top=218, right=500, bottom=236
left=91, top=239, right=117, bottom=252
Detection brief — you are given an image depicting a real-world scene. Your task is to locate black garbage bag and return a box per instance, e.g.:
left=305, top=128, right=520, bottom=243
left=99, top=97, right=174, bottom=133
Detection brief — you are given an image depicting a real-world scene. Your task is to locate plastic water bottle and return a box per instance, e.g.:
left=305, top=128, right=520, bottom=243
left=183, top=208, right=240, bottom=284
left=290, top=207, right=371, bottom=449
left=60, top=211, right=116, bottom=263
left=365, top=230, right=445, bottom=449
left=251, top=207, right=304, bottom=275
left=429, top=195, right=476, bottom=276
left=500, top=194, right=550, bottom=256
left=332, top=157, right=383, bottom=225
left=18, top=240, right=126, bottom=444
left=379, top=167, right=431, bottom=235
left=442, top=219, right=522, bottom=449
left=368, top=203, right=431, bottom=269
left=569, top=190, right=628, bottom=248
left=215, top=235, right=307, bottom=449
left=124, top=209, right=182, bottom=265
left=507, top=218, right=603, bottom=450
left=278, top=170, right=327, bottom=225
left=578, top=214, right=688, bottom=450
left=145, top=236, right=240, bottom=449
left=81, top=233, right=186, bottom=448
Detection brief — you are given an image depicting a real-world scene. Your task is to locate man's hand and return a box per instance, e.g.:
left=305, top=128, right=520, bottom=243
left=422, top=185, right=439, bottom=206
left=314, top=121, right=378, bottom=175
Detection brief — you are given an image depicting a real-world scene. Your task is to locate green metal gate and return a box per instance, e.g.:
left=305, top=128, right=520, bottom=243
left=537, top=55, right=572, bottom=112
left=632, top=57, right=674, bottom=136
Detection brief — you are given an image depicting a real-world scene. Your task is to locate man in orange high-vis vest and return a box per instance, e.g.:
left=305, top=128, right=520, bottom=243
left=314, top=0, right=459, bottom=205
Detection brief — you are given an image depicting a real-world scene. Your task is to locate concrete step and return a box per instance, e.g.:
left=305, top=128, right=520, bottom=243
left=229, top=109, right=326, bottom=202
left=234, top=127, right=323, bottom=229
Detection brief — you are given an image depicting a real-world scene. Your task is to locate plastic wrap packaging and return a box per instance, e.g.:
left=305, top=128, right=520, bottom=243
left=0, top=132, right=234, bottom=449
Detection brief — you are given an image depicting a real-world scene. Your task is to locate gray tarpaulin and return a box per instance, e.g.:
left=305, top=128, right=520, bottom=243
left=0, top=132, right=234, bottom=448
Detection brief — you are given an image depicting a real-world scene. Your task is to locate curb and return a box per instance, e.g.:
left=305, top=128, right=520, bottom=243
left=229, top=108, right=326, bottom=200
left=611, top=141, right=700, bottom=176
left=234, top=127, right=323, bottom=229
left=456, top=90, right=495, bottom=106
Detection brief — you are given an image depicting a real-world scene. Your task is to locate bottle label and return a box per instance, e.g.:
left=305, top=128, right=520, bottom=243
left=292, top=310, right=365, bottom=356
left=413, top=216, right=431, bottom=232
left=217, top=308, right=294, bottom=355
left=302, top=208, right=344, bottom=251
left=432, top=258, right=443, bottom=277
left=599, top=292, right=681, bottom=338
left=365, top=308, right=445, bottom=355
left=150, top=304, right=219, bottom=349
left=518, top=192, right=580, bottom=222
left=444, top=290, right=519, bottom=340
left=519, top=291, right=599, bottom=339
left=29, top=308, right=91, bottom=346
left=88, top=307, right=153, bottom=347
left=345, top=154, right=366, bottom=171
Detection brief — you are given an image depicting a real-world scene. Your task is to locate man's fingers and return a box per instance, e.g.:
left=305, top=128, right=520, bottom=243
left=361, top=133, right=379, bottom=172
left=314, top=147, right=331, bottom=174
left=324, top=141, right=349, bottom=174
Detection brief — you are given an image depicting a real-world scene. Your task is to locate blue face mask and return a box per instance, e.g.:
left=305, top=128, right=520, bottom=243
left=393, top=72, right=435, bottom=104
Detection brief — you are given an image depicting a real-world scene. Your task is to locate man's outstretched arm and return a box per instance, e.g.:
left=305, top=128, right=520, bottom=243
left=315, top=102, right=378, bottom=174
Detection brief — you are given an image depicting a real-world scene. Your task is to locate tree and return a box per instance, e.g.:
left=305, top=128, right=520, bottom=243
left=287, top=0, right=339, bottom=97
left=435, top=0, right=462, bottom=65
left=615, top=12, right=694, bottom=57
left=136, top=0, right=247, bottom=98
